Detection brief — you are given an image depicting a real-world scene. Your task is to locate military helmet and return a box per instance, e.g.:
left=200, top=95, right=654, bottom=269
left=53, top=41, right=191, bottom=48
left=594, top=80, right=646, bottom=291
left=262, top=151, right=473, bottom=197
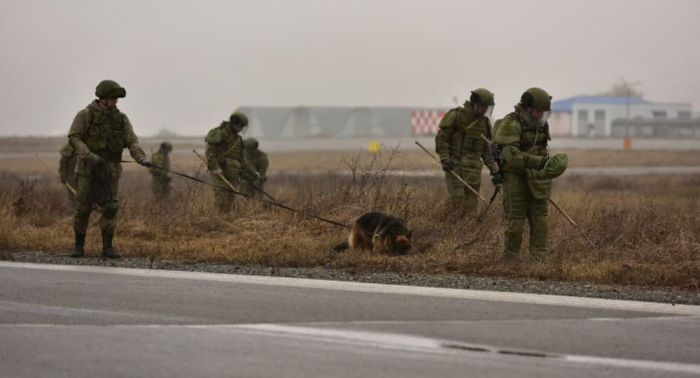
left=244, top=138, right=259, bottom=150
left=95, top=80, right=126, bottom=99
left=160, top=141, right=173, bottom=152
left=543, top=153, right=568, bottom=179
left=230, top=111, right=249, bottom=126
left=469, top=88, right=495, bottom=106
left=520, top=87, right=551, bottom=111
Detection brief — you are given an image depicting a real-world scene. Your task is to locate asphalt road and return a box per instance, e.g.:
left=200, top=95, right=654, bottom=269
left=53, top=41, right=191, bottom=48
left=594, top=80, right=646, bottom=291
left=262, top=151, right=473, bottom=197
left=1, top=262, right=699, bottom=378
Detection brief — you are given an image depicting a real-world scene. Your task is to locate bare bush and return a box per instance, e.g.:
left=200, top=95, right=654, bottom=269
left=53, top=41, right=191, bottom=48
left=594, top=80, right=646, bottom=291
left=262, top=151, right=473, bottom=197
left=0, top=150, right=698, bottom=291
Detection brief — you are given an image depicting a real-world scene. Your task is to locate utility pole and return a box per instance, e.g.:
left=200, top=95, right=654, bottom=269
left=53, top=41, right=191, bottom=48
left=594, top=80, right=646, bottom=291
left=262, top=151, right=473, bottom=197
left=619, top=77, right=642, bottom=138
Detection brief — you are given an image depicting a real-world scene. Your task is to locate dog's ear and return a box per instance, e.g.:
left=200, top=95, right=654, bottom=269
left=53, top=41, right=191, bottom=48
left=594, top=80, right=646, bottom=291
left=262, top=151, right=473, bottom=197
left=407, top=230, right=412, bottom=239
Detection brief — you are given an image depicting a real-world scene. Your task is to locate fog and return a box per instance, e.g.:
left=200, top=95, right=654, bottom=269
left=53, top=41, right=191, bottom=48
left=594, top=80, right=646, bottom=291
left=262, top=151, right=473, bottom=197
left=1, top=0, right=699, bottom=136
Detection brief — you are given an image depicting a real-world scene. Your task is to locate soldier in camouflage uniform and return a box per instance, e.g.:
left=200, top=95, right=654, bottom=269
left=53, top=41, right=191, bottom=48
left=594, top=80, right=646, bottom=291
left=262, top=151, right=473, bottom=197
left=492, top=87, right=555, bottom=260
left=435, top=88, right=501, bottom=216
left=149, top=141, right=173, bottom=200
left=240, top=138, right=269, bottom=198
left=59, top=143, right=77, bottom=203
left=68, top=80, right=151, bottom=259
left=205, top=111, right=259, bottom=212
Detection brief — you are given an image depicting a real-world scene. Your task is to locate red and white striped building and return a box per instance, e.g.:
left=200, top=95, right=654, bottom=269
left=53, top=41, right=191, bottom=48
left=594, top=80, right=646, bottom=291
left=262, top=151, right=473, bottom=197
left=411, top=109, right=447, bottom=135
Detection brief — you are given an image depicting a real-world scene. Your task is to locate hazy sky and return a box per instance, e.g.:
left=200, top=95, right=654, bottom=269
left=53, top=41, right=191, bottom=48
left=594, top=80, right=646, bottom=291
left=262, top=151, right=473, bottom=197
left=1, top=0, right=699, bottom=136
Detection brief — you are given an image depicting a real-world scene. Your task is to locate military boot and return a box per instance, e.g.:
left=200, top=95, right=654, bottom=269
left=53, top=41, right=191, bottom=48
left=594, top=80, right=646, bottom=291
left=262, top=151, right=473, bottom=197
left=101, top=233, right=121, bottom=259
left=70, top=233, right=86, bottom=258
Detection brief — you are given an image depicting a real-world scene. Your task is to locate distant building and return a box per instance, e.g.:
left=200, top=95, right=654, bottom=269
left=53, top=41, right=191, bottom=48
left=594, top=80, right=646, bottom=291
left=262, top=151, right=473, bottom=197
left=548, top=95, right=693, bottom=137
left=410, top=109, right=448, bottom=135
left=236, top=106, right=448, bottom=138
left=611, top=118, right=700, bottom=138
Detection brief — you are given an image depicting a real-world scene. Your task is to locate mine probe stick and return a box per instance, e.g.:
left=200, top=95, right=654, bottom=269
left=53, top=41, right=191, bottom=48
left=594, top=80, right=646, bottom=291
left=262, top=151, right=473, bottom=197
left=144, top=163, right=379, bottom=236
left=547, top=198, right=596, bottom=248
left=478, top=137, right=596, bottom=248
left=415, top=141, right=486, bottom=204
left=239, top=172, right=281, bottom=204
left=479, top=134, right=502, bottom=204
left=35, top=153, right=76, bottom=195
left=192, top=149, right=279, bottom=204
left=192, top=149, right=248, bottom=203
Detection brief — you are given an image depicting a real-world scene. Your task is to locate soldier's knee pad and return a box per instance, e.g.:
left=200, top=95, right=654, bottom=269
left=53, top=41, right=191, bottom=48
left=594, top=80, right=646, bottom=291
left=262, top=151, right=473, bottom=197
left=75, top=203, right=91, bottom=218
left=103, top=201, right=119, bottom=219
left=507, top=218, right=526, bottom=232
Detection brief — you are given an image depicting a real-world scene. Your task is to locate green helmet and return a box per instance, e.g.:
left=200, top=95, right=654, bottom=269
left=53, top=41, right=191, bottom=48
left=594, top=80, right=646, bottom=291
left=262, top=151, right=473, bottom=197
left=469, top=88, right=495, bottom=106
left=160, top=141, right=173, bottom=152
left=95, top=80, right=126, bottom=99
left=244, top=138, right=259, bottom=150
left=544, top=153, right=568, bottom=179
left=230, top=111, right=249, bottom=126
left=520, top=87, right=551, bottom=111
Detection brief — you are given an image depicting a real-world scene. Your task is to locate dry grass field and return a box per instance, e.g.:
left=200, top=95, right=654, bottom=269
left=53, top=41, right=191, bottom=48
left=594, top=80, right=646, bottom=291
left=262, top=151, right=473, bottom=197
left=5, top=148, right=700, bottom=177
left=1, top=146, right=699, bottom=291
left=2, top=135, right=700, bottom=174
left=267, top=148, right=700, bottom=171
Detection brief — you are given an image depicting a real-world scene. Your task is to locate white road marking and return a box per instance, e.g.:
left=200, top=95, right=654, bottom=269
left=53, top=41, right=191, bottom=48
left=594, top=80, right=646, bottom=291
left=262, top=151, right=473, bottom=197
left=2, top=261, right=699, bottom=316
left=2, top=322, right=700, bottom=374
left=200, top=323, right=700, bottom=374
left=0, top=300, right=198, bottom=322
left=237, top=324, right=448, bottom=353
left=562, top=355, right=700, bottom=375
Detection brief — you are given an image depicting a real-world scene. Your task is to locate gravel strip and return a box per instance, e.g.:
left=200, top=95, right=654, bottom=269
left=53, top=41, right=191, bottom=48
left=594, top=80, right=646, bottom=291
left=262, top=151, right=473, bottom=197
left=4, top=251, right=700, bottom=306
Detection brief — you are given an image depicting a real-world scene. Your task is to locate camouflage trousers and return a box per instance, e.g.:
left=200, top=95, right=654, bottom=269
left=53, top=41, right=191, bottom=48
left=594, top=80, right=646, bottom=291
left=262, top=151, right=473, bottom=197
left=213, top=172, right=240, bottom=212
left=151, top=178, right=171, bottom=201
left=74, top=173, right=120, bottom=236
left=444, top=161, right=482, bottom=217
left=65, top=185, right=76, bottom=206
left=501, top=172, right=549, bottom=260
left=63, top=173, right=76, bottom=205
left=240, top=178, right=264, bottom=199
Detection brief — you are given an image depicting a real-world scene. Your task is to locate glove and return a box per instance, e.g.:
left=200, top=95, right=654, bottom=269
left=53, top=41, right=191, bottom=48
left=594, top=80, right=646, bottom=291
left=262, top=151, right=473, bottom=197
left=90, top=154, right=104, bottom=167
left=138, top=157, right=152, bottom=167
left=538, top=157, right=549, bottom=170
left=440, top=159, right=453, bottom=172
left=491, top=172, right=503, bottom=186
left=211, top=168, right=223, bottom=176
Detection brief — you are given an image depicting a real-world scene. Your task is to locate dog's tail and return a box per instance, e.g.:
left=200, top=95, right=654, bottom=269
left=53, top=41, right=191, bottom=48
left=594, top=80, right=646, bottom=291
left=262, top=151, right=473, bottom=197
left=332, top=240, right=349, bottom=253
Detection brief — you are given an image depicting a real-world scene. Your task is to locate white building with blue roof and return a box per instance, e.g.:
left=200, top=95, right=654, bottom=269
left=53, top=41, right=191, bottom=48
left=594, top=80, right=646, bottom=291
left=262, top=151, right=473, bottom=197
left=548, top=95, right=692, bottom=137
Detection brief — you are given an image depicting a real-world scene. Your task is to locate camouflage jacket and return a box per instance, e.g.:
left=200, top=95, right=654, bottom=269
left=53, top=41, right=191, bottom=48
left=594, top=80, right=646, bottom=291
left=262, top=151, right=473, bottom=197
left=149, top=150, right=170, bottom=180
left=435, top=101, right=498, bottom=174
left=204, top=122, right=257, bottom=178
left=493, top=104, right=552, bottom=199
left=245, top=149, right=269, bottom=180
left=58, top=143, right=77, bottom=183
left=68, top=101, right=146, bottom=177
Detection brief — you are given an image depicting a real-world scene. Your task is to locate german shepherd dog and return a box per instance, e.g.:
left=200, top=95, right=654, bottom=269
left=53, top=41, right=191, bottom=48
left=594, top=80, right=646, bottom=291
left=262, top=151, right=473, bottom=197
left=333, top=212, right=412, bottom=255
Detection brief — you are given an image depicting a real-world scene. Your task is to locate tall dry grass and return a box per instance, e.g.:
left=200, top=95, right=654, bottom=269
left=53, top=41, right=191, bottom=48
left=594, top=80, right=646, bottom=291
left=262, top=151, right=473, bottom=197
left=0, top=150, right=698, bottom=291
